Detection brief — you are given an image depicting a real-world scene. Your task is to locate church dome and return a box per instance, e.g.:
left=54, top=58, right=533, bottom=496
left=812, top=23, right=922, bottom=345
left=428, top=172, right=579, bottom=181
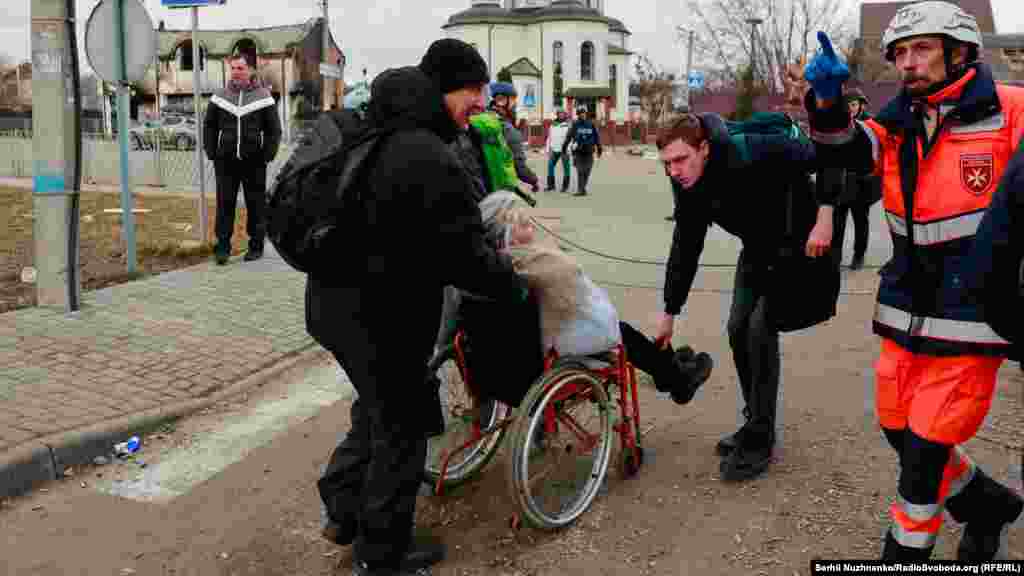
left=534, top=0, right=604, bottom=22
left=445, top=3, right=518, bottom=27
left=444, top=0, right=615, bottom=28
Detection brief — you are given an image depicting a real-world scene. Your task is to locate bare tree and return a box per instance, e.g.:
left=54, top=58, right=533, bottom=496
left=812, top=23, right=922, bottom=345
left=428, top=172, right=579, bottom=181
left=633, top=52, right=674, bottom=127
left=685, top=0, right=855, bottom=93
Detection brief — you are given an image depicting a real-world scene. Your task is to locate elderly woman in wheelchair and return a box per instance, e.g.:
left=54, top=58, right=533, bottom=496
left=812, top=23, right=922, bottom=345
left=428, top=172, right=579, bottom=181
left=423, top=192, right=713, bottom=530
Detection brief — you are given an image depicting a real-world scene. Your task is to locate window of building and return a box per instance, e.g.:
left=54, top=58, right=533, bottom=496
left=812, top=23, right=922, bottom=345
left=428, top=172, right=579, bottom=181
left=581, top=41, right=593, bottom=81
left=177, top=40, right=206, bottom=72
left=553, top=41, right=564, bottom=104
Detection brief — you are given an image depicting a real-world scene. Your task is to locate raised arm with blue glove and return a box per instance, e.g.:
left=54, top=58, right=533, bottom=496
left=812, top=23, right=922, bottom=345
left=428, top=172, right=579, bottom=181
left=804, top=32, right=850, bottom=106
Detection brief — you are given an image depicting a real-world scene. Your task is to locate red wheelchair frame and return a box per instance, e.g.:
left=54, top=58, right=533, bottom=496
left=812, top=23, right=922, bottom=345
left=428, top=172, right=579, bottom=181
left=433, top=329, right=645, bottom=499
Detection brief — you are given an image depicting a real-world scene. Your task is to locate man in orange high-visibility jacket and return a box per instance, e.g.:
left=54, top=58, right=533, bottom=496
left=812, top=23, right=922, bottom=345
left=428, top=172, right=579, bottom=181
left=803, top=1, right=1024, bottom=562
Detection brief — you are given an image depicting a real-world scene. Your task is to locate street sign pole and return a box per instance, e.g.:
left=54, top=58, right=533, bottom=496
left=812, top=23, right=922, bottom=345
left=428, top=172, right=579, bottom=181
left=685, top=29, right=695, bottom=109
left=322, top=0, right=330, bottom=111
left=114, top=0, right=137, bottom=273
left=192, top=6, right=207, bottom=244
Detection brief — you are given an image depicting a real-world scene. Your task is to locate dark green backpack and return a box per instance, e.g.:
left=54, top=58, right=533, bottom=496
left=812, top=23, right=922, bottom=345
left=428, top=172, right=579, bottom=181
left=725, top=112, right=809, bottom=163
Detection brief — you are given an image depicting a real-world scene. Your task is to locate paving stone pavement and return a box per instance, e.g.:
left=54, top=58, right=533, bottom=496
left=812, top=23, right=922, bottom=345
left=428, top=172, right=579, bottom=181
left=0, top=245, right=314, bottom=454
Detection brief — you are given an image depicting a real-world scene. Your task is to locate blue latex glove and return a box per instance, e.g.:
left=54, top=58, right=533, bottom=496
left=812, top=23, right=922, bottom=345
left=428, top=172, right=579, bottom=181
left=804, top=31, right=850, bottom=102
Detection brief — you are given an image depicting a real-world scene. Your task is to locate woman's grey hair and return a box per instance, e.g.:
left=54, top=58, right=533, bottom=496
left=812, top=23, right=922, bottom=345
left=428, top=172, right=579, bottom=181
left=478, top=191, right=527, bottom=249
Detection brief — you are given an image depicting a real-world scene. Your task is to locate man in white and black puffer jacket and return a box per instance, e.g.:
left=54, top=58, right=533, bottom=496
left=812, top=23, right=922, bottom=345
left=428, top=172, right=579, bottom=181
left=203, top=52, right=282, bottom=264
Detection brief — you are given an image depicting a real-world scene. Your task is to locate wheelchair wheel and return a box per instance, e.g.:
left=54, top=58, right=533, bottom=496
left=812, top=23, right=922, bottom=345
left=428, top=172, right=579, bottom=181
left=424, top=346, right=510, bottom=489
left=507, top=366, right=613, bottom=530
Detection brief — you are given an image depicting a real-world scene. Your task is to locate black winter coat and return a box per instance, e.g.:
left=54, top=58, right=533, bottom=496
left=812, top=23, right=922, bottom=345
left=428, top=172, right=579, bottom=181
left=664, top=113, right=832, bottom=318
left=203, top=82, right=282, bottom=163
left=305, top=66, right=527, bottom=437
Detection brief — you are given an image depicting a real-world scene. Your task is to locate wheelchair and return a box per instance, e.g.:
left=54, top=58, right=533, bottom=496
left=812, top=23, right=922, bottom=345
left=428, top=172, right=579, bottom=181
left=423, top=291, right=645, bottom=530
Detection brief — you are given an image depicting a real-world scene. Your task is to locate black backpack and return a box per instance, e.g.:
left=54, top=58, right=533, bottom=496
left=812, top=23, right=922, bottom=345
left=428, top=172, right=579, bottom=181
left=266, top=108, right=391, bottom=274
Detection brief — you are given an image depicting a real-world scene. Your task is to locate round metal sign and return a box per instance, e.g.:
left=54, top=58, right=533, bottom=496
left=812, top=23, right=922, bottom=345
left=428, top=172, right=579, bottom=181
left=85, top=0, right=157, bottom=84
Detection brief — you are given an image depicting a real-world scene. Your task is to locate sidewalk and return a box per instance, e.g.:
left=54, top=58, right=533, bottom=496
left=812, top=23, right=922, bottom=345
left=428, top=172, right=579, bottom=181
left=0, top=245, right=318, bottom=498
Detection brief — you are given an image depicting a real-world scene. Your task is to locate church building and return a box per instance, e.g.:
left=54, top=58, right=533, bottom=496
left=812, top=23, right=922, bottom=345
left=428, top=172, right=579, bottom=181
left=442, top=0, right=633, bottom=123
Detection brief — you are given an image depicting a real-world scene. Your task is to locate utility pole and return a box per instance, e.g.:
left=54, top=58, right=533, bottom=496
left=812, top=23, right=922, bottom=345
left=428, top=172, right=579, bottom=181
left=675, top=26, right=695, bottom=111
left=321, top=0, right=330, bottom=111
left=746, top=17, right=763, bottom=82
left=31, top=0, right=81, bottom=310
left=191, top=6, right=207, bottom=243
left=154, top=19, right=163, bottom=187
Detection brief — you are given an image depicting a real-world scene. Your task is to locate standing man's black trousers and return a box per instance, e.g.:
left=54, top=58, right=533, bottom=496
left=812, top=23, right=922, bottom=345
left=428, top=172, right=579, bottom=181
left=831, top=201, right=869, bottom=267
left=214, top=157, right=267, bottom=254
left=726, top=250, right=780, bottom=445
left=573, top=153, right=595, bottom=194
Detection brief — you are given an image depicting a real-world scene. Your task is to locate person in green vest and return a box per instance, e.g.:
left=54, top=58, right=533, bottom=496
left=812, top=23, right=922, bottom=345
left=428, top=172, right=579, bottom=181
left=487, top=82, right=540, bottom=193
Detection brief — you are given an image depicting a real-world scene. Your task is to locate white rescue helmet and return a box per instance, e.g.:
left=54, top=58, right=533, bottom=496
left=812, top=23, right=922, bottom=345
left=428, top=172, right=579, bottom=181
left=882, top=1, right=983, bottom=62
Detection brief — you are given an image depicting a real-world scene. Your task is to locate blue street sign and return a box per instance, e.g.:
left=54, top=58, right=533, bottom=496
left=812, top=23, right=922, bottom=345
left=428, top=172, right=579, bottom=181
left=161, top=0, right=226, bottom=7
left=688, top=70, right=705, bottom=89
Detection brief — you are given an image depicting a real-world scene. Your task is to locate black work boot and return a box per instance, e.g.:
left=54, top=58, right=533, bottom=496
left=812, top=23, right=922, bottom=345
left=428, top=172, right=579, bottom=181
left=720, top=418, right=773, bottom=482
left=715, top=407, right=752, bottom=458
left=244, top=240, right=264, bottom=262
left=669, top=350, right=713, bottom=405
left=948, top=469, right=1024, bottom=562
left=353, top=534, right=445, bottom=576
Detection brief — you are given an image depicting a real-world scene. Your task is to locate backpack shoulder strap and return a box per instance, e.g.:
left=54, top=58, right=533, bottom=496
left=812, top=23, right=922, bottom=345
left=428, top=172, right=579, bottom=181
left=728, top=133, right=752, bottom=166
left=336, top=126, right=399, bottom=202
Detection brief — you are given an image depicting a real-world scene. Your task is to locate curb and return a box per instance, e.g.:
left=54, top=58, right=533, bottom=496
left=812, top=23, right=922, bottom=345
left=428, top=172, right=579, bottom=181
left=0, top=344, right=324, bottom=500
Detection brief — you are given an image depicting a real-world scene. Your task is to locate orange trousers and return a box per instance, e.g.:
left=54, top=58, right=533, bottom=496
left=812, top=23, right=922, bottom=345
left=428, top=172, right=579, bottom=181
left=875, top=338, right=1003, bottom=445
left=875, top=337, right=1005, bottom=552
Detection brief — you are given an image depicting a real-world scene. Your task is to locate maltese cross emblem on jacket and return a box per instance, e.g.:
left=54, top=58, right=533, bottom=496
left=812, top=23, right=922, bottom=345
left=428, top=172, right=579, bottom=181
left=960, top=153, right=994, bottom=196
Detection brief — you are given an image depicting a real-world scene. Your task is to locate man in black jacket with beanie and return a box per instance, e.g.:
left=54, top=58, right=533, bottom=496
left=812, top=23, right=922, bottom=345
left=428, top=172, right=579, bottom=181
left=306, top=39, right=527, bottom=576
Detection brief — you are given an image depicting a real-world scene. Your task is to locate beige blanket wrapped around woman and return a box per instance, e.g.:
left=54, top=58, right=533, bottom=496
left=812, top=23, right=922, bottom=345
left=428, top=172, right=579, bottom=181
left=480, top=191, right=620, bottom=356
left=506, top=241, right=582, bottom=352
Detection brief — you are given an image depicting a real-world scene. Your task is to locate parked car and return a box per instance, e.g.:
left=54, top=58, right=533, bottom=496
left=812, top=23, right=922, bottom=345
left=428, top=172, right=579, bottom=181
left=162, top=115, right=198, bottom=150
left=128, top=115, right=198, bottom=151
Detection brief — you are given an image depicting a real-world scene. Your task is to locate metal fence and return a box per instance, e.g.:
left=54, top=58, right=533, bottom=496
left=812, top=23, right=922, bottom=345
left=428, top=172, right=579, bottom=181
left=0, top=134, right=294, bottom=192
left=0, top=119, right=658, bottom=192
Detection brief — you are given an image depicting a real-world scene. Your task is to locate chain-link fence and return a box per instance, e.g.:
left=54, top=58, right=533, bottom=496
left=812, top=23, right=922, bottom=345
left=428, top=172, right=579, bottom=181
left=0, top=132, right=294, bottom=192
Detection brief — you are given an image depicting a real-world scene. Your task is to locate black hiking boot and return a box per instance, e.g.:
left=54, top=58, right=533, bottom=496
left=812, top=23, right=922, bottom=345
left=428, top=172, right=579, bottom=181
left=720, top=437, right=773, bottom=482
left=669, top=350, right=713, bottom=405
left=715, top=407, right=752, bottom=458
left=353, top=535, right=446, bottom=576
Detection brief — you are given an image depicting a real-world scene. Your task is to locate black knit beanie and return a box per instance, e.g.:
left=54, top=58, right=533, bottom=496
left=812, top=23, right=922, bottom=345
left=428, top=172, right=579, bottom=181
left=418, top=39, right=490, bottom=94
